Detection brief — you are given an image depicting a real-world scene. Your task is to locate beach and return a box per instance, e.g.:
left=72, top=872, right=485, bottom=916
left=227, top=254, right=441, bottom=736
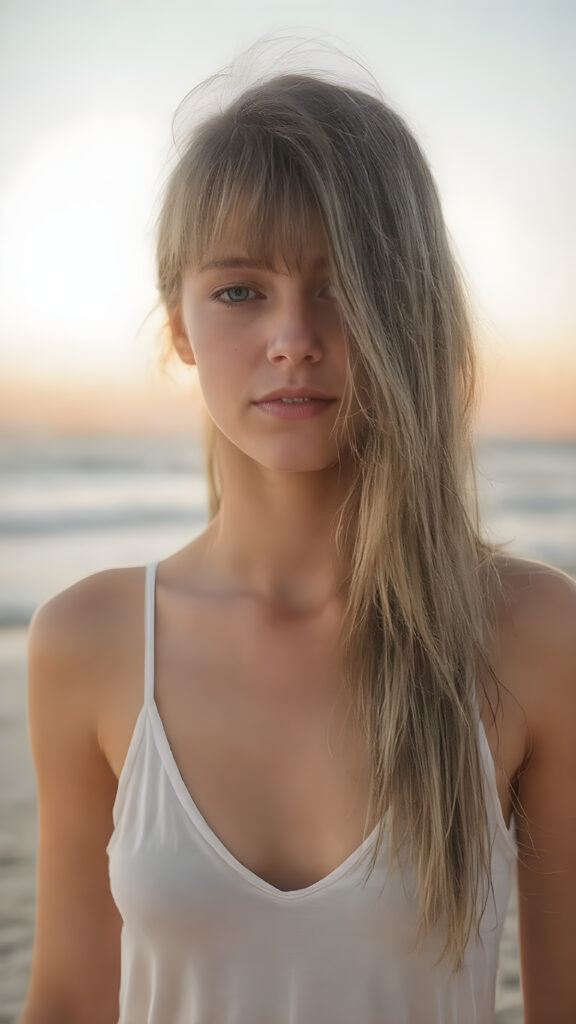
left=2, top=434, right=575, bottom=1022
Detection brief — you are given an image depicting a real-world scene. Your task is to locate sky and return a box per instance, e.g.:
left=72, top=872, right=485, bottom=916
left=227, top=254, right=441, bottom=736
left=0, top=0, right=574, bottom=436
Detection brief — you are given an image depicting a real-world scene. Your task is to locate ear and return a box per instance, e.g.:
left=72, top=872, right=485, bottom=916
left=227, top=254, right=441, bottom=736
left=167, top=308, right=196, bottom=366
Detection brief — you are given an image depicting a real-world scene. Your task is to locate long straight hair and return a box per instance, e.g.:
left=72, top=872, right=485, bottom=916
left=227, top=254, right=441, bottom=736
left=154, top=65, right=507, bottom=969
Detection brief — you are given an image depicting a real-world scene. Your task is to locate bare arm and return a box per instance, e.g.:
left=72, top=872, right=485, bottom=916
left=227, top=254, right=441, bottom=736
left=19, top=581, right=123, bottom=1024
left=514, top=569, right=576, bottom=1023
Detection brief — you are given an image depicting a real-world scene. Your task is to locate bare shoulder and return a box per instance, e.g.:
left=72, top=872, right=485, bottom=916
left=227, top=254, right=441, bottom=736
left=29, top=566, right=146, bottom=665
left=491, top=553, right=576, bottom=648
left=492, top=551, right=576, bottom=618
left=28, top=566, right=147, bottom=732
left=29, top=565, right=146, bottom=655
left=490, top=553, right=576, bottom=727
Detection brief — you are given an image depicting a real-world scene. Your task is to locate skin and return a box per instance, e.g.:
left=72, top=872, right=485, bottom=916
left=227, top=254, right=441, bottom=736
left=19, top=224, right=576, bottom=1022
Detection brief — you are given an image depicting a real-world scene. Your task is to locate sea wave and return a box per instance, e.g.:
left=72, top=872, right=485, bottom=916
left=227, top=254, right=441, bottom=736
left=1, top=434, right=574, bottom=630
left=0, top=506, right=206, bottom=535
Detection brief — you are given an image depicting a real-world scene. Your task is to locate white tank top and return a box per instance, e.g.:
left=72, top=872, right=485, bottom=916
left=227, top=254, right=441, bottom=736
left=107, top=561, right=517, bottom=1024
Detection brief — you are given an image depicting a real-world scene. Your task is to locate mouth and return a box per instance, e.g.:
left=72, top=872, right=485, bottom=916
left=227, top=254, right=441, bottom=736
left=263, top=396, right=322, bottom=405
left=252, top=392, right=336, bottom=420
left=254, top=387, right=336, bottom=403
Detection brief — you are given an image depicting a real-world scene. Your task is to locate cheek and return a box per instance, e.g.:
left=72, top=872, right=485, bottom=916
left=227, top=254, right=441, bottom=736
left=193, top=337, right=251, bottom=425
left=192, top=320, right=236, bottom=376
left=192, top=309, right=254, bottom=366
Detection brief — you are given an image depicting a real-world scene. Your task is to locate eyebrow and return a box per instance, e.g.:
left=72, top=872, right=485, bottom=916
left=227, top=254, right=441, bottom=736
left=198, top=255, right=329, bottom=274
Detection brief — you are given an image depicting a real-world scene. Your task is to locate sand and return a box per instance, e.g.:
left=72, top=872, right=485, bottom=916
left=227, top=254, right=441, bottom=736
left=0, top=627, right=524, bottom=1023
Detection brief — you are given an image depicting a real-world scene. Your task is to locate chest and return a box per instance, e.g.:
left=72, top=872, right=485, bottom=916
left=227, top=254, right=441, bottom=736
left=105, top=596, right=374, bottom=891
left=103, top=593, right=521, bottom=893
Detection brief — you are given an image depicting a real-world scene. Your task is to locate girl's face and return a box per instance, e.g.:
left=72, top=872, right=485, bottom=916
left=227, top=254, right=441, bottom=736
left=169, top=220, right=360, bottom=474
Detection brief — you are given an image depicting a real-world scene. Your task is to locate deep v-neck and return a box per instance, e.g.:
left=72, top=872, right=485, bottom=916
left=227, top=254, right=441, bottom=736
left=148, top=699, right=382, bottom=901
left=143, top=561, right=382, bottom=902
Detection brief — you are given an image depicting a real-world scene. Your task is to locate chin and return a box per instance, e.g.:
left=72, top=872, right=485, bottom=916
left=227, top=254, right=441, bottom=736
left=252, top=448, right=342, bottom=474
left=215, top=429, right=344, bottom=475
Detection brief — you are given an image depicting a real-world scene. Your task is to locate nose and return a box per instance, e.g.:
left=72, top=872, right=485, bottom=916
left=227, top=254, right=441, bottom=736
left=266, top=295, right=323, bottom=366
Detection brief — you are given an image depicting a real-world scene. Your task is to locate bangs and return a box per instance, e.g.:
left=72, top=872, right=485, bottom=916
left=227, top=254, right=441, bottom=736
left=169, top=126, right=328, bottom=284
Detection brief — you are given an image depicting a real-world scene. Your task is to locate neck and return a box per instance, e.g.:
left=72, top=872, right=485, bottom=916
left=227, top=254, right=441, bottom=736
left=199, top=438, right=354, bottom=614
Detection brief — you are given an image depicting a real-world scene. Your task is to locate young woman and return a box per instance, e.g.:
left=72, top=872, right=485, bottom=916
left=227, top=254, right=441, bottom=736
left=20, top=64, right=576, bottom=1024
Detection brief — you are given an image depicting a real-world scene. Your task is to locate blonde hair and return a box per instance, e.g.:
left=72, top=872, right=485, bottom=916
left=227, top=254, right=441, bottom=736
left=155, top=57, right=507, bottom=969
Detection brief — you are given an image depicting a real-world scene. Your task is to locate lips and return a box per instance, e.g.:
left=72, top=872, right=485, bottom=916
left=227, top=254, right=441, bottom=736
left=252, top=388, right=337, bottom=420
left=254, top=387, right=336, bottom=402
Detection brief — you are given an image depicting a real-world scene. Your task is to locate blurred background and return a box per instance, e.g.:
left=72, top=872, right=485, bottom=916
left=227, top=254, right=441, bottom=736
left=1, top=1, right=575, bottom=1021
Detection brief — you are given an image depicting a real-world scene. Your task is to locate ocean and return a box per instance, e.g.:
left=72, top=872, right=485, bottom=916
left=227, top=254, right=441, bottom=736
left=1, top=434, right=574, bottom=626
left=1, top=433, right=575, bottom=1022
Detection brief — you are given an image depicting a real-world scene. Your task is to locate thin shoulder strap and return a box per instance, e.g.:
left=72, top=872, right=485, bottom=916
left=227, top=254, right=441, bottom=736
left=144, top=561, right=158, bottom=706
